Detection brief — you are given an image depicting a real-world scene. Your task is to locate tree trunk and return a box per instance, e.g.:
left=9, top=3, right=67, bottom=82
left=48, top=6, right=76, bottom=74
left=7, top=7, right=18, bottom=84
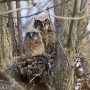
left=16, top=1, right=23, bottom=55
left=7, top=2, right=18, bottom=56
left=0, top=3, right=13, bottom=70
left=51, top=0, right=75, bottom=90
left=52, top=0, right=88, bottom=90
left=0, top=68, right=26, bottom=90
left=77, top=0, right=90, bottom=75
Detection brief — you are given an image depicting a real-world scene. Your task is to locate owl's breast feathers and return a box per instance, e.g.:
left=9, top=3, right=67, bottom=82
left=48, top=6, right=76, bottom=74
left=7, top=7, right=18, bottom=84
left=39, top=30, right=56, bottom=54
left=24, top=36, right=45, bottom=57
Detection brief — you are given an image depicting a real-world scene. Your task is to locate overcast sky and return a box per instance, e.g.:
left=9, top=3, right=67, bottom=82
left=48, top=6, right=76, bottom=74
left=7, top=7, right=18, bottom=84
left=19, top=0, right=55, bottom=37
left=11, top=0, right=90, bottom=37
left=20, top=0, right=54, bottom=26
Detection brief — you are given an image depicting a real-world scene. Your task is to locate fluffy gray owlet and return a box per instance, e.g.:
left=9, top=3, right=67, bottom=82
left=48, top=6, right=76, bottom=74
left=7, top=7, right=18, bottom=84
left=24, top=29, right=45, bottom=57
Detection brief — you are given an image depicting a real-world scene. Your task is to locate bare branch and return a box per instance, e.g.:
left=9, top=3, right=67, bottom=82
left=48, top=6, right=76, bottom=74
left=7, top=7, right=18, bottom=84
left=0, top=0, right=28, bottom=2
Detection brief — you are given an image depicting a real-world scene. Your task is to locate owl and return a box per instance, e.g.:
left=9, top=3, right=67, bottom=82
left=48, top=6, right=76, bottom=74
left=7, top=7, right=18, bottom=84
left=34, top=19, right=56, bottom=54
left=24, top=29, right=45, bottom=57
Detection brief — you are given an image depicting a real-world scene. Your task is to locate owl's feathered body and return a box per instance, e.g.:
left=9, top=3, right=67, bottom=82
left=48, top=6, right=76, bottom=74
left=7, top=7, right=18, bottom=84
left=24, top=29, right=45, bottom=57
left=40, top=30, right=56, bottom=54
left=34, top=19, right=56, bottom=54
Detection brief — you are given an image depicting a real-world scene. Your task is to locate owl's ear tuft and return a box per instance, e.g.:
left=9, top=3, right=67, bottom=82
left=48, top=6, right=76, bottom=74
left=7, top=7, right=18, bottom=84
left=44, top=18, right=50, bottom=24
left=34, top=20, right=41, bottom=28
left=26, top=32, right=30, bottom=36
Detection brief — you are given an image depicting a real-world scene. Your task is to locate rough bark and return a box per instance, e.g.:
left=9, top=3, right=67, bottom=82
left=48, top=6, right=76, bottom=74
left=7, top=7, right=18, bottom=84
left=51, top=0, right=88, bottom=90
left=77, top=0, right=90, bottom=75
left=51, top=0, right=75, bottom=90
left=16, top=1, right=24, bottom=55
left=0, top=3, right=13, bottom=70
left=0, top=68, right=26, bottom=90
left=7, top=2, right=18, bottom=56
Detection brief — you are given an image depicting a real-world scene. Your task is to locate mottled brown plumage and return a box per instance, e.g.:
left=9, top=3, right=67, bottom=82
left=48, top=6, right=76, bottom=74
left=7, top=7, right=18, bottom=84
left=24, top=29, right=45, bottom=57
left=34, top=19, right=56, bottom=54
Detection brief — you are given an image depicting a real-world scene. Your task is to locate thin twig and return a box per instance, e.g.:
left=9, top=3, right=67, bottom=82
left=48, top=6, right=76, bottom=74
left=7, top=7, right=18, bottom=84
left=0, top=0, right=71, bottom=18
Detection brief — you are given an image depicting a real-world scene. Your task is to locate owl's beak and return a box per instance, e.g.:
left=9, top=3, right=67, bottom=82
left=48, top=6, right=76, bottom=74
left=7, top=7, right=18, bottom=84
left=30, top=32, right=33, bottom=37
left=34, top=36, right=38, bottom=40
left=41, top=22, right=45, bottom=28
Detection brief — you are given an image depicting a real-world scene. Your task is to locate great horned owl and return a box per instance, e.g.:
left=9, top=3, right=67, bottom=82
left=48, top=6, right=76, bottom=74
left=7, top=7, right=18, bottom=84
left=34, top=19, right=56, bottom=54
left=24, top=29, right=45, bottom=57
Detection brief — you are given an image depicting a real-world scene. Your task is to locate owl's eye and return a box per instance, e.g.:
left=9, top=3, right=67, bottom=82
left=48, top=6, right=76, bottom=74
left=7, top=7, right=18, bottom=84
left=26, top=32, right=31, bottom=37
left=33, top=32, right=35, bottom=34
